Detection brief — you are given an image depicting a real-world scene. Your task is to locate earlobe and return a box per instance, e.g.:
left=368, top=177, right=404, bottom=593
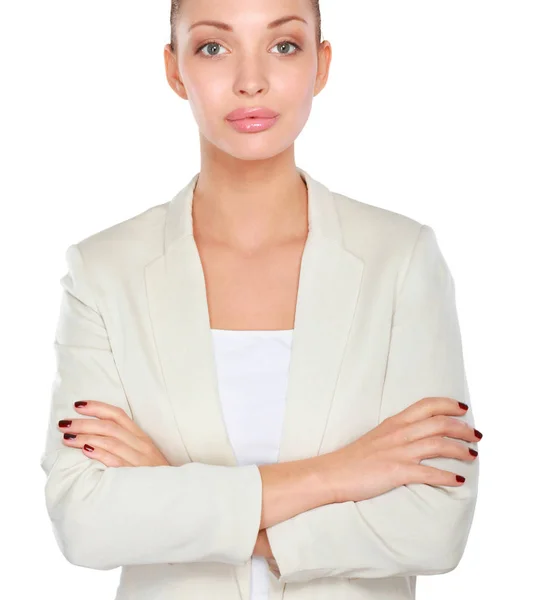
left=174, top=78, right=188, bottom=100
left=167, top=76, right=187, bottom=100
left=314, top=71, right=328, bottom=96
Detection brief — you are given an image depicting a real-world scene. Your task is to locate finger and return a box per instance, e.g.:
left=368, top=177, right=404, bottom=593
left=60, top=414, right=149, bottom=455
left=404, top=436, right=479, bottom=463
left=385, top=396, right=469, bottom=428
left=395, top=413, right=481, bottom=447
left=81, top=440, right=132, bottom=467
left=405, top=463, right=468, bottom=487
left=373, top=396, right=469, bottom=441
left=63, top=433, right=142, bottom=467
left=74, top=400, right=149, bottom=440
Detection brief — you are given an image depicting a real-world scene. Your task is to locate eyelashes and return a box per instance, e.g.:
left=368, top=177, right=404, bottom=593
left=194, top=40, right=303, bottom=58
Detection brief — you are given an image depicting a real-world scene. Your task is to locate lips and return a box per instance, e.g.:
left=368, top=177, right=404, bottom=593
left=225, top=106, right=279, bottom=121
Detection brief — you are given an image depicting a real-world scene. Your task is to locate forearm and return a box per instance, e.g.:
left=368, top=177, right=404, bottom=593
left=257, top=454, right=336, bottom=530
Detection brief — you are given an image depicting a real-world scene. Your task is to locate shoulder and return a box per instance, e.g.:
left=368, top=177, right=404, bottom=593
left=331, top=188, right=426, bottom=261
left=78, top=200, right=168, bottom=256
left=331, top=188, right=451, bottom=298
left=65, top=196, right=171, bottom=284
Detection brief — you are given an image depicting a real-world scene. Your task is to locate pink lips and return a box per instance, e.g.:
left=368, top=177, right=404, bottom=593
left=225, top=106, right=280, bottom=133
left=225, top=106, right=279, bottom=121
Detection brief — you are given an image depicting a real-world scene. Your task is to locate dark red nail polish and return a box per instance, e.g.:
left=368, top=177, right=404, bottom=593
left=456, top=475, right=466, bottom=483
left=58, top=420, right=72, bottom=427
left=64, top=433, right=77, bottom=439
left=83, top=444, right=94, bottom=452
left=474, top=429, right=483, bottom=439
left=75, top=401, right=87, bottom=408
left=469, top=448, right=478, bottom=457
left=458, top=402, right=469, bottom=410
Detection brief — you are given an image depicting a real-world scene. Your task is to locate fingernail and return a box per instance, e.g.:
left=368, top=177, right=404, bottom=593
left=456, top=475, right=466, bottom=483
left=83, top=444, right=94, bottom=452
left=474, top=429, right=483, bottom=439
left=58, top=420, right=72, bottom=427
left=458, top=402, right=469, bottom=410
left=469, top=448, right=478, bottom=457
left=75, top=401, right=87, bottom=408
left=64, top=433, right=77, bottom=439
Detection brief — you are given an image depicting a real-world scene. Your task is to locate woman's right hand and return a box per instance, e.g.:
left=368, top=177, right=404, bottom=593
left=320, top=396, right=482, bottom=504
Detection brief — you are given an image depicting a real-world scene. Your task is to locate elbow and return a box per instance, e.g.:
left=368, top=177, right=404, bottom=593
left=47, top=497, right=120, bottom=570
left=410, top=542, right=466, bottom=576
left=60, top=530, right=119, bottom=570
left=412, top=539, right=468, bottom=576
left=408, top=490, right=478, bottom=576
left=366, top=517, right=475, bottom=578
left=403, top=457, right=479, bottom=576
left=361, top=485, right=479, bottom=579
left=434, top=506, right=477, bottom=573
left=43, top=460, right=119, bottom=570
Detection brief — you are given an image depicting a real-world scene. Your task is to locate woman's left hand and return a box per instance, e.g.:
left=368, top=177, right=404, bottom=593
left=58, top=400, right=170, bottom=467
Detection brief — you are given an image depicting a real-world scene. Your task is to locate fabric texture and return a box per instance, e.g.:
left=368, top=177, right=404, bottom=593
left=40, top=167, right=479, bottom=599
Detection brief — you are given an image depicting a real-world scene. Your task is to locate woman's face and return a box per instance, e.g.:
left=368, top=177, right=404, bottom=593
left=165, top=0, right=331, bottom=161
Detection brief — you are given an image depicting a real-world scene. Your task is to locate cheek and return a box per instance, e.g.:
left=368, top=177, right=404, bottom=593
left=276, top=56, right=317, bottom=99
left=184, top=68, right=229, bottom=123
left=276, top=68, right=316, bottom=124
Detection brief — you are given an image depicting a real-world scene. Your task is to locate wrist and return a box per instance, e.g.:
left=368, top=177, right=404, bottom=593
left=313, top=450, right=346, bottom=504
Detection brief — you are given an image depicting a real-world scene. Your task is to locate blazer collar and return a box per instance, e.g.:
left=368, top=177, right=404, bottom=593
left=144, top=167, right=365, bottom=470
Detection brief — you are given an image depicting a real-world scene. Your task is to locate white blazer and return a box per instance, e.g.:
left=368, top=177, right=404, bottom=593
left=40, top=167, right=479, bottom=600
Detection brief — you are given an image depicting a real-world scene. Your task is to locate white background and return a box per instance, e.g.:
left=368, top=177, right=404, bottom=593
left=1, top=0, right=546, bottom=597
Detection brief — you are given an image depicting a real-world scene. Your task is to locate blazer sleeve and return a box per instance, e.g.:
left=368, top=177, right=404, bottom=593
left=265, top=224, right=480, bottom=584
left=40, top=243, right=263, bottom=570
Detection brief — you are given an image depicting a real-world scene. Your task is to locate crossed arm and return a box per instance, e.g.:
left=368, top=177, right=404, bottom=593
left=261, top=225, right=479, bottom=583
left=41, top=224, right=479, bottom=584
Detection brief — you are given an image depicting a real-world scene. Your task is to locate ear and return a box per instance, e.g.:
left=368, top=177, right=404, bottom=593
left=164, top=43, right=188, bottom=100
left=314, top=40, right=332, bottom=97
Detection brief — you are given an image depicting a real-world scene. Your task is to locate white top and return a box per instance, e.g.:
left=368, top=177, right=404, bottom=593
left=211, top=328, right=294, bottom=600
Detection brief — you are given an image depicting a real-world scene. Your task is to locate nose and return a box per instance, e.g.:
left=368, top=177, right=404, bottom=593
left=237, top=82, right=266, bottom=97
left=233, top=53, right=269, bottom=97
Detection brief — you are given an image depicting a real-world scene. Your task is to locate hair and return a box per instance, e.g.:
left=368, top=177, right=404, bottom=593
left=169, top=0, right=322, bottom=54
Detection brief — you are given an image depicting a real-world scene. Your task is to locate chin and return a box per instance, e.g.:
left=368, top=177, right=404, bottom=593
left=216, top=144, right=290, bottom=162
left=206, top=130, right=298, bottom=162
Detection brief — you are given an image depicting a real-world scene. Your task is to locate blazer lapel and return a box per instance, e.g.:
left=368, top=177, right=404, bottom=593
left=144, top=168, right=365, bottom=470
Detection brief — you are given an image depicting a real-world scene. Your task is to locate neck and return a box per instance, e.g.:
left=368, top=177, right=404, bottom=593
left=191, top=147, right=308, bottom=252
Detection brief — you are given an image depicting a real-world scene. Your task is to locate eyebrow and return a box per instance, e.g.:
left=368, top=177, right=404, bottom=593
left=188, top=15, right=309, bottom=33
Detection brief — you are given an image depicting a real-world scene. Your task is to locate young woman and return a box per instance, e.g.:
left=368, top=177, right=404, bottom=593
left=41, top=1, right=482, bottom=599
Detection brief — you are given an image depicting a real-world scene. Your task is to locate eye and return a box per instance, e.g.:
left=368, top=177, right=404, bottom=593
left=271, top=41, right=302, bottom=56
left=196, top=41, right=228, bottom=57
left=195, top=39, right=302, bottom=58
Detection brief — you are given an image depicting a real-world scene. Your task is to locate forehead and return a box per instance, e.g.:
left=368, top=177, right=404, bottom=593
left=179, top=0, right=314, bottom=30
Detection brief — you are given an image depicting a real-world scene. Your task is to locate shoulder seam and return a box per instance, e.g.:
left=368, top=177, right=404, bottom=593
left=395, top=224, right=430, bottom=301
